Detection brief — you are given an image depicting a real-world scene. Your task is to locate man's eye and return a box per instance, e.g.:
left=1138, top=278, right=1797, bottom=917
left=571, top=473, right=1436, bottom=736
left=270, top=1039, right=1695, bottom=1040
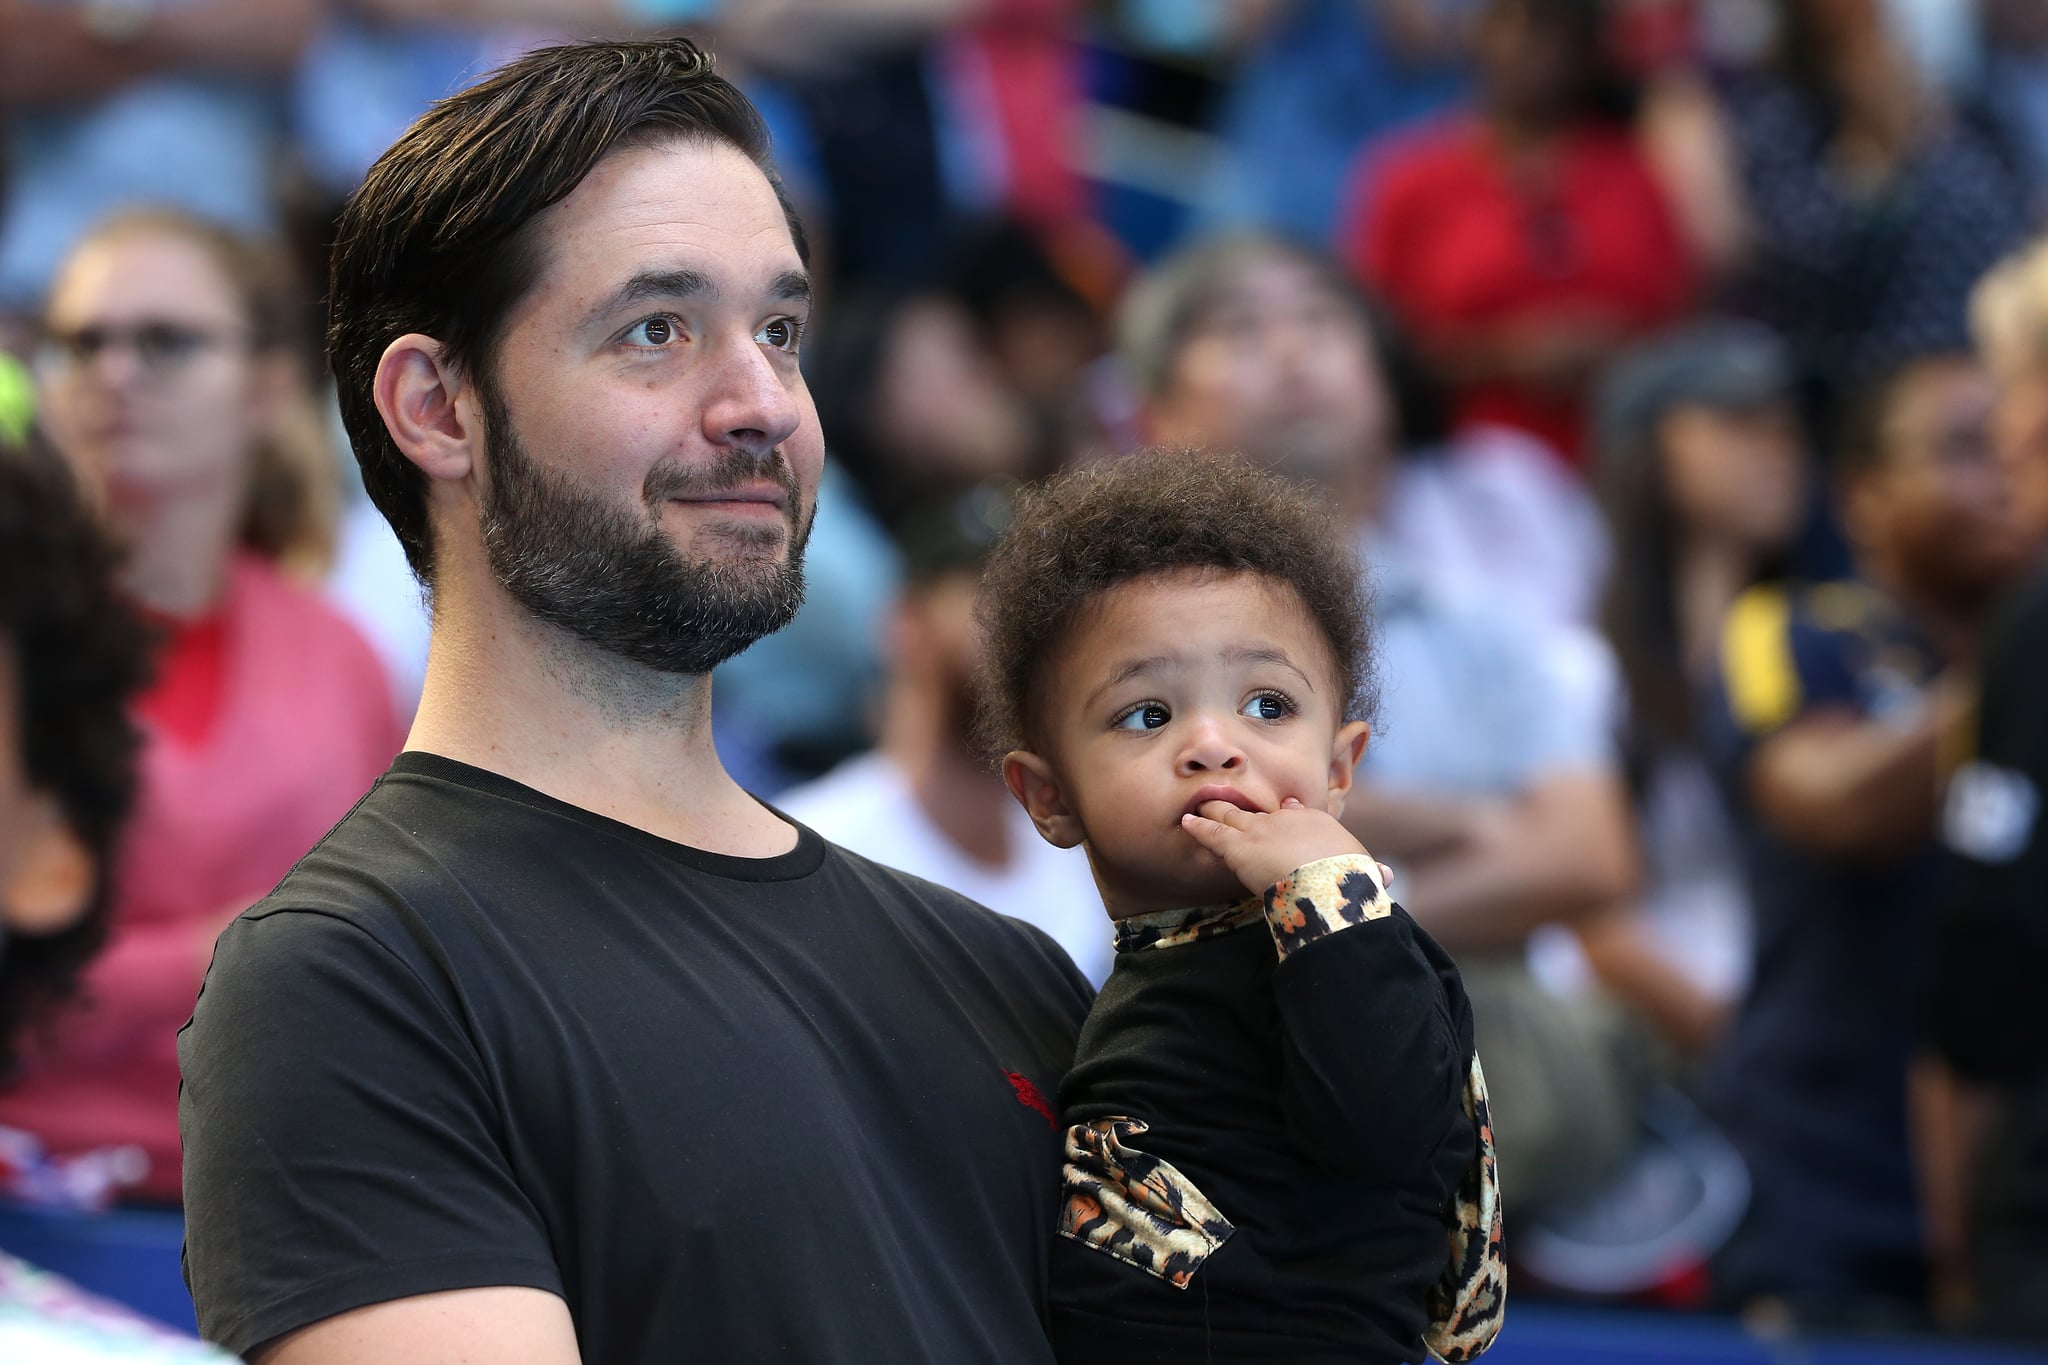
left=1114, top=703, right=1171, bottom=732
left=625, top=316, right=681, bottom=347
left=1241, top=693, right=1292, bottom=721
left=757, top=317, right=803, bottom=353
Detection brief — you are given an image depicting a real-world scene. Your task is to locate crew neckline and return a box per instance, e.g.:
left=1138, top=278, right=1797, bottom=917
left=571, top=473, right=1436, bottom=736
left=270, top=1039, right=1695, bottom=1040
left=386, top=749, right=828, bottom=882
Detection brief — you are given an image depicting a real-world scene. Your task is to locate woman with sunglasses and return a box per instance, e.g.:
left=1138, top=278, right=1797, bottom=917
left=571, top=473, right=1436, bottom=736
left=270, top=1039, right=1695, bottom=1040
left=0, top=209, right=403, bottom=1208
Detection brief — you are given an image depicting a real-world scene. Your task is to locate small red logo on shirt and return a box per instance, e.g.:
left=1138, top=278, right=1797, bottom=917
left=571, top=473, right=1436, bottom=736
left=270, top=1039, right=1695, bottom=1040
left=1005, top=1070, right=1056, bottom=1129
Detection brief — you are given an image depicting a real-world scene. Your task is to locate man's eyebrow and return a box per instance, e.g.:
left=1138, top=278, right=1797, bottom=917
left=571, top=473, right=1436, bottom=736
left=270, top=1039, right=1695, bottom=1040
left=586, top=267, right=716, bottom=326
left=1085, top=654, right=1174, bottom=712
left=769, top=270, right=814, bottom=308
left=1226, top=645, right=1315, bottom=691
left=585, top=267, right=813, bottom=327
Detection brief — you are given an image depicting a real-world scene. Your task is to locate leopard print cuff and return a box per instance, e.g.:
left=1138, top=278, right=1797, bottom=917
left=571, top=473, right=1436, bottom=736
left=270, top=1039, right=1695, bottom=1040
left=1260, top=854, right=1391, bottom=961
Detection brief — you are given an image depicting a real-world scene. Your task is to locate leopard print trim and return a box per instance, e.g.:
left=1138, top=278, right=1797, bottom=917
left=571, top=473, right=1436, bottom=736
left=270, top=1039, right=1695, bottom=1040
left=1113, top=899, right=1265, bottom=953
left=1424, top=1055, right=1506, bottom=1362
left=1261, top=854, right=1391, bottom=960
left=1059, top=1118, right=1235, bottom=1289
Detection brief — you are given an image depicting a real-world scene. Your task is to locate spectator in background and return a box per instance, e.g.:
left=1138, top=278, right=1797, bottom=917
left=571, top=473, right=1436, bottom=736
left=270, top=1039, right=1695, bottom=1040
left=1196, top=0, right=1476, bottom=244
left=1916, top=237, right=2048, bottom=1339
left=1972, top=0, right=2048, bottom=219
left=1718, top=0, right=2030, bottom=413
left=0, top=210, right=403, bottom=1205
left=0, top=0, right=320, bottom=333
left=1705, top=351, right=2034, bottom=1323
left=1343, top=0, right=1694, bottom=470
left=1580, top=321, right=1808, bottom=1056
left=777, top=487, right=1110, bottom=984
left=1118, top=231, right=1645, bottom=1220
left=0, top=443, right=227, bottom=1361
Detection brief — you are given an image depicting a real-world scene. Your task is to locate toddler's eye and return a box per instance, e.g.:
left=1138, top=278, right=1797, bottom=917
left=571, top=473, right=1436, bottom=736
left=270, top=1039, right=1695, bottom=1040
left=1242, top=693, right=1293, bottom=721
left=1114, top=703, right=1171, bottom=732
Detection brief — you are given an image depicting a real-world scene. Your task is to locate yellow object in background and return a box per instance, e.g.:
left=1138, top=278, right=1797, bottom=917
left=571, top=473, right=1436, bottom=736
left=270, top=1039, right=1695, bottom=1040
left=0, top=353, right=32, bottom=447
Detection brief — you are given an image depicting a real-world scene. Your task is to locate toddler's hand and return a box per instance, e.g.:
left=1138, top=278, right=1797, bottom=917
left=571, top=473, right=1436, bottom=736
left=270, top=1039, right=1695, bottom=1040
left=1182, top=798, right=1389, bottom=899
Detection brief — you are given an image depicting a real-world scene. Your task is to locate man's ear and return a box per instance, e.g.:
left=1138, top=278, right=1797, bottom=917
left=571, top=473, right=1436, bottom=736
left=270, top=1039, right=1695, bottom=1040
left=1002, top=750, right=1084, bottom=849
left=3, top=793, right=95, bottom=938
left=1323, top=720, right=1372, bottom=819
left=373, top=334, right=480, bottom=484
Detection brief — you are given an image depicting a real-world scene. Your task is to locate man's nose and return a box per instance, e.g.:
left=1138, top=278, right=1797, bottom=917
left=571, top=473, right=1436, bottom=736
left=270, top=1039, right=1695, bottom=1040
left=1177, top=715, right=1246, bottom=776
left=702, top=333, right=801, bottom=458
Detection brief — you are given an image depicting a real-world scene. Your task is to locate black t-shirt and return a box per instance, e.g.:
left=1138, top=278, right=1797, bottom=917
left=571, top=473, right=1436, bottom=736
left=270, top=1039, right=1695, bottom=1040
left=1927, top=570, right=2048, bottom=1334
left=177, top=752, right=1092, bottom=1362
left=1931, top=568, right=2048, bottom=1083
left=1049, top=856, right=1498, bottom=1365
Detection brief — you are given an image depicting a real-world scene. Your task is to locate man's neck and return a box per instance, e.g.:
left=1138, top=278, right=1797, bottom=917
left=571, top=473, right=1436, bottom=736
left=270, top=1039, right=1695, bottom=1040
left=407, top=564, right=796, bottom=859
left=878, top=675, right=1013, bottom=868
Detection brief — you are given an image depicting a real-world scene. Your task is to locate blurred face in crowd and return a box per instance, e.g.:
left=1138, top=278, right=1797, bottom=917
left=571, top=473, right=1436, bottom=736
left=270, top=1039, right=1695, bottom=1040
left=1847, top=357, right=2033, bottom=605
left=872, top=297, right=1036, bottom=485
left=1658, top=400, right=1807, bottom=552
left=894, top=568, right=984, bottom=747
left=1474, top=0, right=1591, bottom=126
left=1147, top=252, right=1392, bottom=490
left=1987, top=369, right=2048, bottom=550
left=455, top=138, right=824, bottom=675
left=37, top=228, right=279, bottom=529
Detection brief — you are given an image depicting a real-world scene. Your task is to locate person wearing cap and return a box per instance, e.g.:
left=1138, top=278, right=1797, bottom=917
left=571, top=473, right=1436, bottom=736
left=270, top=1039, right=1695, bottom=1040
left=1701, top=349, right=2034, bottom=1321
left=1580, top=320, right=1810, bottom=1056
left=776, top=487, right=1111, bottom=984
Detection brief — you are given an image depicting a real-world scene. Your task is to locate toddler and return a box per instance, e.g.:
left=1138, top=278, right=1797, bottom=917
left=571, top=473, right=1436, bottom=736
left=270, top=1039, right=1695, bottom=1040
left=977, top=451, right=1504, bottom=1364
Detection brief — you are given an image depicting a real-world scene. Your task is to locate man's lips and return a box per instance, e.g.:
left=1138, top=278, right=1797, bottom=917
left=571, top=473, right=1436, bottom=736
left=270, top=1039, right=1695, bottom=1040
left=1181, top=785, right=1262, bottom=824
left=666, top=482, right=788, bottom=511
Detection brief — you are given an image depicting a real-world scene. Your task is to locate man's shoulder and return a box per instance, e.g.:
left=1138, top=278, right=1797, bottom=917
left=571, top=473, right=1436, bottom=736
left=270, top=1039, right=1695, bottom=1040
left=823, top=843, right=1093, bottom=1000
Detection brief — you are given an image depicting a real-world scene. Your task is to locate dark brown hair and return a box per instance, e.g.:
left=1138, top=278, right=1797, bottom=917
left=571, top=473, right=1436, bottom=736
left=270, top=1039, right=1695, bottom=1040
left=973, top=449, right=1375, bottom=759
left=0, top=437, right=151, bottom=1078
left=326, top=37, right=803, bottom=584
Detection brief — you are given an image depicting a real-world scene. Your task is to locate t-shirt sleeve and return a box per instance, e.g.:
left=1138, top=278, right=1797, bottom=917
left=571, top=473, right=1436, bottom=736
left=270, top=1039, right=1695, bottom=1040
left=1261, top=856, right=1472, bottom=1182
left=178, top=908, right=562, bottom=1358
left=1928, top=581, right=2048, bottom=1082
left=1704, top=584, right=1860, bottom=781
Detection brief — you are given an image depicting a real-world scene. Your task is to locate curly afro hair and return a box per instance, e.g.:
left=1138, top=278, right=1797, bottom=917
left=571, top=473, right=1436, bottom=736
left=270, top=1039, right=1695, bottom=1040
left=974, top=448, right=1375, bottom=760
left=0, top=439, right=151, bottom=1078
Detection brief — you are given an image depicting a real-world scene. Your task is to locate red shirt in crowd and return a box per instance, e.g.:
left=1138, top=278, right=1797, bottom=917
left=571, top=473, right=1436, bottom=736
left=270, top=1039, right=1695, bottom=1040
left=0, top=554, right=403, bottom=1203
left=1343, top=116, right=1694, bottom=467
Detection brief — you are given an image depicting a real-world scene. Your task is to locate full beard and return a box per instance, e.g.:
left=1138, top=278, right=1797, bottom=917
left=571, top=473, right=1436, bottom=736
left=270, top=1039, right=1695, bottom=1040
left=476, top=391, right=811, bottom=676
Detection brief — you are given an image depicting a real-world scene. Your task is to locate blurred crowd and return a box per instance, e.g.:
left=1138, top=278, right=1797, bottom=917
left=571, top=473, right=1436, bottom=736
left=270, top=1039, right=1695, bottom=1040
left=5, top=0, right=2048, bottom=1352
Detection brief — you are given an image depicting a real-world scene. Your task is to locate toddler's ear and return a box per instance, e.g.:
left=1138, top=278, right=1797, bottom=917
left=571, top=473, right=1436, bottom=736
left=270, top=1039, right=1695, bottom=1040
left=1003, top=751, right=1084, bottom=849
left=1324, top=721, right=1372, bottom=814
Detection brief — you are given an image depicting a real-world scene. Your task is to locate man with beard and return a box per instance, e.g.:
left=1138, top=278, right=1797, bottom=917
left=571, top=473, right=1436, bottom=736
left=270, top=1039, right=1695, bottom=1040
left=175, top=38, right=1092, bottom=1365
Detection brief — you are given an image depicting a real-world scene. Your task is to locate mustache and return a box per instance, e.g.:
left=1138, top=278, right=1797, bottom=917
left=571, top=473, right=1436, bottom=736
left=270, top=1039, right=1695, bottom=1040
left=642, top=450, right=801, bottom=510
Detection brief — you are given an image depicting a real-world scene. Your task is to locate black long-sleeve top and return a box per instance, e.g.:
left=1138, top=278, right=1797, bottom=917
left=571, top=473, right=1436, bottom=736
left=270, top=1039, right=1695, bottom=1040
left=1050, top=855, right=1504, bottom=1365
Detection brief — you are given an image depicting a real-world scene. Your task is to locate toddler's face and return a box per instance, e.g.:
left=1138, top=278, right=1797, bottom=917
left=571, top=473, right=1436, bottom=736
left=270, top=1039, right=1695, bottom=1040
left=1010, top=570, right=1364, bottom=916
